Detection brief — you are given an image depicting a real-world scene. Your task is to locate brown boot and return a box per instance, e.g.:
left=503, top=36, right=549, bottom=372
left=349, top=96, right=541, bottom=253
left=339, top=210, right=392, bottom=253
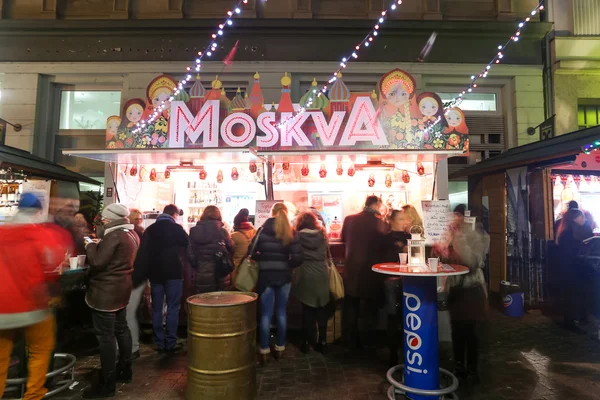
left=257, top=353, right=269, bottom=366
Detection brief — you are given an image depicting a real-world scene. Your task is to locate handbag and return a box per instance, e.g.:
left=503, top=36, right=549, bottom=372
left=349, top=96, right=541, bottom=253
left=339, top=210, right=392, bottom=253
left=326, top=239, right=345, bottom=300
left=214, top=230, right=234, bottom=278
left=234, top=228, right=262, bottom=292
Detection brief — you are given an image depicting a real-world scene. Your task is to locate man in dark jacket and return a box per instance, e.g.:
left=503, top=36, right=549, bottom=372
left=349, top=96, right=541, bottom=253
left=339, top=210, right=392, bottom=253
left=84, top=203, right=139, bottom=398
left=138, top=204, right=189, bottom=354
left=341, top=195, right=388, bottom=348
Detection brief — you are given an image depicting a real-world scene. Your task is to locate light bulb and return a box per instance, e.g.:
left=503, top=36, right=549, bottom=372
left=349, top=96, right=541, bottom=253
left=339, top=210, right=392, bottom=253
left=470, top=75, right=475, bottom=79
left=227, top=20, right=233, bottom=25
left=391, top=4, right=397, bottom=9
left=374, top=31, right=378, bottom=36
left=498, top=45, right=503, bottom=50
left=531, top=10, right=536, bottom=15
left=207, top=51, right=212, bottom=56
left=519, top=22, right=524, bottom=28
left=365, top=42, right=370, bottom=46
left=468, top=88, right=472, bottom=92
left=486, top=65, right=491, bottom=70
left=352, top=52, right=358, bottom=58
left=235, top=7, right=241, bottom=13
left=513, top=37, right=519, bottom=42
left=342, top=57, right=347, bottom=62
left=379, top=17, right=384, bottom=23
left=218, top=30, right=223, bottom=35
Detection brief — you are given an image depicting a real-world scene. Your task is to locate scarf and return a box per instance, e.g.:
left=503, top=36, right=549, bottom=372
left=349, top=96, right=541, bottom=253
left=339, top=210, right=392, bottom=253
left=156, top=213, right=176, bottom=222
left=234, top=221, right=254, bottom=231
left=100, top=218, right=134, bottom=237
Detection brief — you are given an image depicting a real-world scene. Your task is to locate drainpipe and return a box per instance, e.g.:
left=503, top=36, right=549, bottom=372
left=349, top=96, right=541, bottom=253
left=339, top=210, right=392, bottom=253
left=541, top=0, right=554, bottom=120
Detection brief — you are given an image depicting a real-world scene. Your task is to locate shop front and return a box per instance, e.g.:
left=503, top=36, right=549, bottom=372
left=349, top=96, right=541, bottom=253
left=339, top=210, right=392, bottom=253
left=65, top=68, right=468, bottom=328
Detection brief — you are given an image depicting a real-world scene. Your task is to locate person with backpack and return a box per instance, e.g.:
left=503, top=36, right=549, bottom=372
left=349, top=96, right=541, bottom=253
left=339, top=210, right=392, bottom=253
left=230, top=208, right=256, bottom=282
left=188, top=206, right=235, bottom=293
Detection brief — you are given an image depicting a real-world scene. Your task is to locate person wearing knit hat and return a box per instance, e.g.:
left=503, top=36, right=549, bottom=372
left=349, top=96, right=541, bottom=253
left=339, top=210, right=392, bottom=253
left=84, top=203, right=138, bottom=398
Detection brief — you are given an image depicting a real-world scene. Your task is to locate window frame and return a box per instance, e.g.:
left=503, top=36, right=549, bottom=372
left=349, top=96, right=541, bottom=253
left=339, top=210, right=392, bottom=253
left=427, top=86, right=503, bottom=116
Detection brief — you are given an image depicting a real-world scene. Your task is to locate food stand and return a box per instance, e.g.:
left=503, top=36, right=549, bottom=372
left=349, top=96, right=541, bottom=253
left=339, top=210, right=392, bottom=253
left=64, top=68, right=469, bottom=328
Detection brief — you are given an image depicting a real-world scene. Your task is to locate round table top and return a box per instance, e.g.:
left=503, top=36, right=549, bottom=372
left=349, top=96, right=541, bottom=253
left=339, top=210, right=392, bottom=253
left=372, top=263, right=470, bottom=277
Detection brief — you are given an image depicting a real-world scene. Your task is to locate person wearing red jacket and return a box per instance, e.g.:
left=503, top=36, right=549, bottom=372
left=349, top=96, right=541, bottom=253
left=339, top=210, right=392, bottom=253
left=0, top=193, right=73, bottom=400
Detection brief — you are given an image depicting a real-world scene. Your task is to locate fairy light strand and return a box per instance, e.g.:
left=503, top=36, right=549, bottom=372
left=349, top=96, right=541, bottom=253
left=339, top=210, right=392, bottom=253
left=423, top=0, right=545, bottom=137
left=132, top=0, right=248, bottom=134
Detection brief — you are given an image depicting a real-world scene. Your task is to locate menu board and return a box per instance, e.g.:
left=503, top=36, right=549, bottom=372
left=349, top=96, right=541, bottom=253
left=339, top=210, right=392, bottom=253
left=22, top=180, right=51, bottom=221
left=421, top=200, right=451, bottom=245
left=254, top=200, right=281, bottom=228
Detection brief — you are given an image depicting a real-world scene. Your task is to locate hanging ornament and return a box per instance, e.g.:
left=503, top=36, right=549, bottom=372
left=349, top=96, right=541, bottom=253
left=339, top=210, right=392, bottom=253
left=319, top=164, right=327, bottom=178
left=368, top=173, right=375, bottom=187
left=231, top=167, right=239, bottom=181
left=164, top=168, right=171, bottom=179
left=282, top=162, right=290, bottom=171
left=130, top=165, right=138, bottom=177
left=249, top=161, right=257, bottom=173
left=150, top=168, right=157, bottom=182
left=217, top=170, right=224, bottom=184
left=402, top=170, right=410, bottom=184
left=336, top=162, right=344, bottom=176
left=301, top=163, right=309, bottom=177
left=385, top=173, right=392, bottom=188
left=347, top=164, right=356, bottom=177
left=199, top=166, right=207, bottom=180
left=417, top=162, right=425, bottom=176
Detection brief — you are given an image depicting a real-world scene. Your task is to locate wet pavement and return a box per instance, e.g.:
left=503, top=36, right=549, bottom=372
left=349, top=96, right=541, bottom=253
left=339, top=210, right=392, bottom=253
left=33, top=309, right=600, bottom=400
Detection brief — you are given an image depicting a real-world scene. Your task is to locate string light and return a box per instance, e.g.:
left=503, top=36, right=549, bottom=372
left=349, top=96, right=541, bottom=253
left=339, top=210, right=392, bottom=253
left=132, top=0, right=246, bottom=134
left=423, top=0, right=545, bottom=137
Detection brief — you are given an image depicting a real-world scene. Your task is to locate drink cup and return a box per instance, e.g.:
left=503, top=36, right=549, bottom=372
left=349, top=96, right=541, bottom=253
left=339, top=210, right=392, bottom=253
left=69, top=257, right=79, bottom=270
left=428, top=258, right=439, bottom=272
left=77, top=255, right=87, bottom=267
left=399, top=253, right=408, bottom=265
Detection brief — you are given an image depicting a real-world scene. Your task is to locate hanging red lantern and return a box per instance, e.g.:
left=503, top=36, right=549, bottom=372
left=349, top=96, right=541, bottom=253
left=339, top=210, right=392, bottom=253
left=347, top=164, right=356, bottom=177
left=301, top=164, right=309, bottom=177
left=385, top=173, right=392, bottom=188
left=231, top=167, right=239, bottom=181
left=249, top=161, right=257, bottom=173
left=319, top=164, right=327, bottom=178
left=150, top=168, right=157, bottom=181
left=417, top=162, right=425, bottom=176
left=130, top=165, right=138, bottom=177
left=368, top=173, right=375, bottom=187
left=199, top=166, right=207, bottom=180
left=282, top=162, right=290, bottom=171
left=402, top=170, right=410, bottom=183
left=336, top=163, right=343, bottom=176
left=164, top=168, right=170, bottom=179
left=217, top=170, right=224, bottom=183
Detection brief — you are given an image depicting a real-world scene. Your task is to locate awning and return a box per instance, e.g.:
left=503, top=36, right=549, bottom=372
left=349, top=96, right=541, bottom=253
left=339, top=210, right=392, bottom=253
left=1, top=145, right=101, bottom=185
left=450, top=125, right=600, bottom=179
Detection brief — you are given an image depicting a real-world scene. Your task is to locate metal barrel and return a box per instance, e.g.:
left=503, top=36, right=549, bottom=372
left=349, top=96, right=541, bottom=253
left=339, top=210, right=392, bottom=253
left=186, top=291, right=257, bottom=400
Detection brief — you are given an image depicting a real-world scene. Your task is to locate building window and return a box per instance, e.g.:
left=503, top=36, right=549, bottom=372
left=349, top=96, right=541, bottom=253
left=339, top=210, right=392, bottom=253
left=437, top=92, right=497, bottom=111
left=578, top=105, right=600, bottom=129
left=59, top=91, right=121, bottom=130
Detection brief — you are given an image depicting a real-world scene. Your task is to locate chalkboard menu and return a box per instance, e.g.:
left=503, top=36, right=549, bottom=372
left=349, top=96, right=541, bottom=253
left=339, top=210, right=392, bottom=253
left=421, top=200, right=451, bottom=245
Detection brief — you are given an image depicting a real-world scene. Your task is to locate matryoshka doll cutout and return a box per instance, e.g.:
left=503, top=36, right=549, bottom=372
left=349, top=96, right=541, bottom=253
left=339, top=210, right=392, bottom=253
left=319, top=164, right=327, bottom=179
left=117, top=99, right=145, bottom=148
left=377, top=69, right=420, bottom=149
left=105, top=115, right=121, bottom=148
left=402, top=170, right=410, bottom=184
left=301, top=164, right=310, bottom=177
left=336, top=162, right=344, bottom=176
left=249, top=161, right=257, bottom=173
left=385, top=174, right=392, bottom=188
left=368, top=173, right=375, bottom=187
left=231, top=167, right=239, bottom=181
left=164, top=168, right=171, bottom=180
left=347, top=165, right=356, bottom=177
left=217, top=170, right=224, bottom=184
left=417, top=162, right=425, bottom=176
left=129, top=165, right=138, bottom=177
left=199, top=166, right=207, bottom=180
left=150, top=168, right=157, bottom=182
left=416, top=92, right=448, bottom=146
left=443, top=108, right=469, bottom=151
left=143, top=74, right=177, bottom=148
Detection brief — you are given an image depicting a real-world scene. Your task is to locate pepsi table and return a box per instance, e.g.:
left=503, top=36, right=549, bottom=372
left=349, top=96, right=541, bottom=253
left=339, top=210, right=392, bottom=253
left=371, top=263, right=469, bottom=400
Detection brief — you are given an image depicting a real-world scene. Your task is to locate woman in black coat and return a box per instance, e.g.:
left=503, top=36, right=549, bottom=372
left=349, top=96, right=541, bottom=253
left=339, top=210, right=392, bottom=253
left=249, top=203, right=302, bottom=363
left=188, top=206, right=234, bottom=294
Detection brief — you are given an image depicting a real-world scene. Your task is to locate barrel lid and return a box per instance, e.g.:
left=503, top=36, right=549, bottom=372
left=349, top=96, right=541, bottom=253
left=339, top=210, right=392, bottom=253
left=187, top=291, right=257, bottom=307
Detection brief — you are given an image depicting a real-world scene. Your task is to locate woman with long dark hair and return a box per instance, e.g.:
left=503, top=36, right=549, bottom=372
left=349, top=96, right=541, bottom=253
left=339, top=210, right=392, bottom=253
left=249, top=203, right=302, bottom=364
left=293, top=212, right=330, bottom=354
left=188, top=205, right=234, bottom=293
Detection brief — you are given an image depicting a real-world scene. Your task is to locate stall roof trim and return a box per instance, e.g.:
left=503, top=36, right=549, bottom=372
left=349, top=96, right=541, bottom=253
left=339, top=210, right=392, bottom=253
left=450, top=125, right=600, bottom=179
left=1, top=145, right=100, bottom=185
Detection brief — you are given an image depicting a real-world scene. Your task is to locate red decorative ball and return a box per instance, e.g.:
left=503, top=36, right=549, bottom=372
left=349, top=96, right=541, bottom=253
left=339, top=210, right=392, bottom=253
left=130, top=166, right=138, bottom=177
left=199, top=167, right=207, bottom=180
left=164, top=169, right=171, bottom=179
left=417, top=162, right=425, bottom=176
left=319, top=164, right=327, bottom=179
left=301, top=164, right=309, bottom=177
left=347, top=165, right=356, bottom=177
left=282, top=162, right=290, bottom=171
left=336, top=163, right=343, bottom=176
left=249, top=162, right=257, bottom=173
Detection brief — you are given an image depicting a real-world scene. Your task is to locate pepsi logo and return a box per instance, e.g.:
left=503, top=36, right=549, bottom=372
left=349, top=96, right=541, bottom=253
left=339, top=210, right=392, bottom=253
left=404, top=291, right=427, bottom=375
left=503, top=295, right=513, bottom=308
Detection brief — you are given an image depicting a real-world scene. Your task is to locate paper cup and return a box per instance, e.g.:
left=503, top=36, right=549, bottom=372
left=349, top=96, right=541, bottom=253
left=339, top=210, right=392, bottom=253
left=77, top=255, right=87, bottom=267
left=69, top=257, right=79, bottom=270
left=428, top=258, right=439, bottom=272
left=399, top=253, right=408, bottom=265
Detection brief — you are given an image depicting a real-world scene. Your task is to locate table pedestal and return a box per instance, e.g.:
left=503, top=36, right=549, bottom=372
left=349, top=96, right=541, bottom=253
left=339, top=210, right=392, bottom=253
left=403, top=276, right=440, bottom=400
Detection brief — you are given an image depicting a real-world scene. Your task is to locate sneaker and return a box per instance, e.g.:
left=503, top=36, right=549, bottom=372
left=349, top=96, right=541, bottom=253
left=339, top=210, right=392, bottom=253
left=166, top=343, right=183, bottom=354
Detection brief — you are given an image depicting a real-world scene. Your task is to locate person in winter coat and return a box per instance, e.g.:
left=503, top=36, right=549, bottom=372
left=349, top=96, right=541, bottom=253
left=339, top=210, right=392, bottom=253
left=293, top=212, right=330, bottom=354
left=141, top=204, right=189, bottom=354
left=341, top=195, right=388, bottom=349
left=188, top=206, right=234, bottom=293
left=435, top=204, right=490, bottom=383
left=556, top=208, right=594, bottom=331
left=128, top=208, right=145, bottom=241
left=230, top=208, right=256, bottom=282
left=84, top=203, right=139, bottom=398
left=0, top=193, right=73, bottom=400
left=249, top=203, right=303, bottom=364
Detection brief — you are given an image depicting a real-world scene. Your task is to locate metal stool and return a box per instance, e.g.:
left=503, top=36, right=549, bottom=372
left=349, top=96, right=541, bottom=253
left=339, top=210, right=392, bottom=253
left=4, top=353, right=76, bottom=399
left=386, top=364, right=459, bottom=400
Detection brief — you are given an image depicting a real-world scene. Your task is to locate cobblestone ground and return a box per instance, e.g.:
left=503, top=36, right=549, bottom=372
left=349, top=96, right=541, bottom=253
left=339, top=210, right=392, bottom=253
left=40, top=309, right=600, bottom=400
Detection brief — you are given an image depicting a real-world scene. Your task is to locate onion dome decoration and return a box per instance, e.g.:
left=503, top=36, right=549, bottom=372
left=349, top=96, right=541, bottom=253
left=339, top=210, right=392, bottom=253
left=230, top=88, right=246, bottom=112
left=249, top=72, right=265, bottom=117
left=206, top=75, right=222, bottom=101
left=245, top=93, right=251, bottom=110
left=190, top=75, right=206, bottom=98
left=219, top=87, right=231, bottom=111
left=174, top=87, right=190, bottom=103
left=329, top=72, right=351, bottom=102
left=277, top=72, right=294, bottom=113
left=300, top=78, right=330, bottom=111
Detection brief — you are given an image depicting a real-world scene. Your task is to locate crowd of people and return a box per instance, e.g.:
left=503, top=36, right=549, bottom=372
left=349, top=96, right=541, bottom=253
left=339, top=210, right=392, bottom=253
left=0, top=192, right=493, bottom=400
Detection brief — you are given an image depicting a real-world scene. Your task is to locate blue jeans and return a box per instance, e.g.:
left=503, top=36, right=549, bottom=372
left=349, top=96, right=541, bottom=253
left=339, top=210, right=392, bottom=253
left=259, top=283, right=291, bottom=353
left=151, top=280, right=183, bottom=350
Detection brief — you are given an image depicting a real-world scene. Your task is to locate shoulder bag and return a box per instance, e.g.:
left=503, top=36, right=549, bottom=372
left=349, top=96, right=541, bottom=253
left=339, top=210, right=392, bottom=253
left=234, top=227, right=262, bottom=292
left=214, top=229, right=235, bottom=278
left=326, top=237, right=345, bottom=301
